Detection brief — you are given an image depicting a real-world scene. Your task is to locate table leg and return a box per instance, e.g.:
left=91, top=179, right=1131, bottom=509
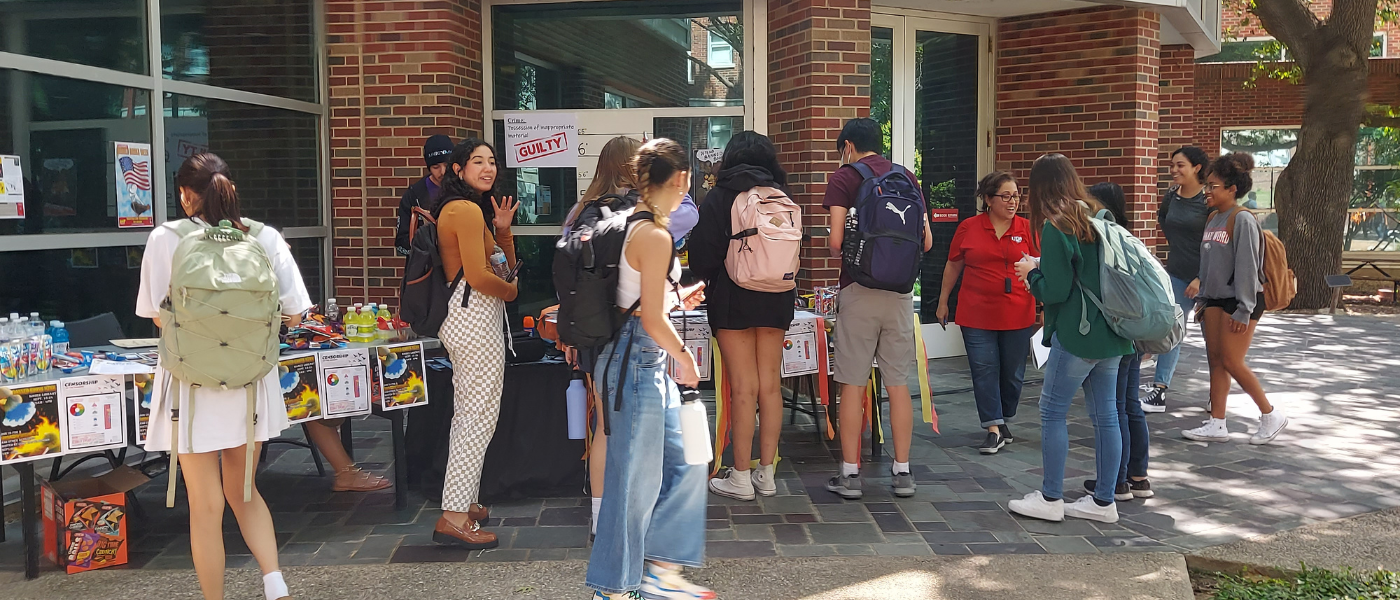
left=341, top=418, right=355, bottom=461
left=390, top=410, right=408, bottom=510
left=20, top=462, right=39, bottom=580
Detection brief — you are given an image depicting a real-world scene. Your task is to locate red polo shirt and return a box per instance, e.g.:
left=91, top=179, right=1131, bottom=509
left=948, top=213, right=1039, bottom=331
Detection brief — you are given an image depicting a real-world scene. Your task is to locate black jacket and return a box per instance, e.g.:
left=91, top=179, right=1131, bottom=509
left=395, top=176, right=437, bottom=256
left=690, top=165, right=797, bottom=331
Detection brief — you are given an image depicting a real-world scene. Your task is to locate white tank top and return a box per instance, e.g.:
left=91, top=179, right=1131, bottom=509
left=616, top=219, right=681, bottom=310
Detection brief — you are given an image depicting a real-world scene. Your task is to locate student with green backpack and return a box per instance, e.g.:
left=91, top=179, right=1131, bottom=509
left=137, top=153, right=311, bottom=600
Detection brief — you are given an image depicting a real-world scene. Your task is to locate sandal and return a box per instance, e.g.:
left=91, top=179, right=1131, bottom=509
left=332, top=466, right=392, bottom=492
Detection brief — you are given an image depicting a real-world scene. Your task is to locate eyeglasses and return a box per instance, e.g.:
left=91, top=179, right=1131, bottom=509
left=1204, top=183, right=1223, bottom=192
left=991, top=192, right=1024, bottom=202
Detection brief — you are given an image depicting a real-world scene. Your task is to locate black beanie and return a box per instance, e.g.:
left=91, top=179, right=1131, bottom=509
left=423, top=135, right=453, bottom=167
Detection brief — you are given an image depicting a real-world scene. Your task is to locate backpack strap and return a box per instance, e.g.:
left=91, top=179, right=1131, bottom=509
left=163, top=372, right=180, bottom=508
left=243, top=384, right=257, bottom=503
left=849, top=160, right=877, bottom=181
left=167, top=218, right=203, bottom=238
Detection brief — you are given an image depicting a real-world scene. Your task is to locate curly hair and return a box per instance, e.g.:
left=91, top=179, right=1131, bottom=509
left=1208, top=152, right=1256, bottom=198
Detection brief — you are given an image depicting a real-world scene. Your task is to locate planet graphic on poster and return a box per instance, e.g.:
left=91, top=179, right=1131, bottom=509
left=134, top=374, right=153, bottom=409
left=383, top=358, right=407, bottom=379
left=279, top=365, right=299, bottom=393
left=2, top=390, right=36, bottom=427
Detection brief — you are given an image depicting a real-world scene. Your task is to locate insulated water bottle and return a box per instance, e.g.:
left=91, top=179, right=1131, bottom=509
left=566, top=370, right=587, bottom=440
left=678, top=387, right=713, bottom=466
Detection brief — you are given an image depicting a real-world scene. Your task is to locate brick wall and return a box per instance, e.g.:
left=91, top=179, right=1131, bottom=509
left=996, top=7, right=1163, bottom=248
left=326, top=0, right=485, bottom=307
left=768, top=0, right=872, bottom=291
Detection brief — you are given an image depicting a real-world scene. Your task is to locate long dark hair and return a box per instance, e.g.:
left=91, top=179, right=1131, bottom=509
left=437, top=138, right=497, bottom=225
left=1028, top=153, right=1101, bottom=243
left=720, top=130, right=787, bottom=187
left=1172, top=146, right=1210, bottom=186
left=176, top=153, right=246, bottom=232
left=1088, top=182, right=1130, bottom=228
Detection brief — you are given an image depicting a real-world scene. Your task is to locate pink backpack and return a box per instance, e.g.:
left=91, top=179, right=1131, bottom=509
left=725, top=186, right=802, bottom=292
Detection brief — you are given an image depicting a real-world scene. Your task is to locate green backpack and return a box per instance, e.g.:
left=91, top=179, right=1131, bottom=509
left=158, top=218, right=282, bottom=507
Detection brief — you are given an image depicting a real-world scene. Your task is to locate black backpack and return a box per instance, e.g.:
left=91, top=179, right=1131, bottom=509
left=400, top=197, right=467, bottom=337
left=552, top=203, right=652, bottom=372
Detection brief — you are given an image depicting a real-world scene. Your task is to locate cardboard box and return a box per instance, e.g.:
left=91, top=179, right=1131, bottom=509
left=41, top=465, right=149, bottom=573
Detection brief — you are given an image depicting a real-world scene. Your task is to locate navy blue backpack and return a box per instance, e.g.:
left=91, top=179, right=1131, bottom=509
left=841, top=161, right=926, bottom=294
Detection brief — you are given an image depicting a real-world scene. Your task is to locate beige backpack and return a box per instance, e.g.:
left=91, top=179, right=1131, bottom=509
left=724, top=186, right=802, bottom=293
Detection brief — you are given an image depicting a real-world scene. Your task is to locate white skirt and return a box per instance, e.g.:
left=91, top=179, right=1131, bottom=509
left=143, top=366, right=290, bottom=454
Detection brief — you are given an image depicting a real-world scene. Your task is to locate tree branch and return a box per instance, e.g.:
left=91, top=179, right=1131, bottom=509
left=1252, top=0, right=1323, bottom=64
left=686, top=54, right=740, bottom=90
left=1330, top=0, right=1383, bottom=44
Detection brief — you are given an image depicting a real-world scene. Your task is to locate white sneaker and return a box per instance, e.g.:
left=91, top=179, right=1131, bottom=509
left=1251, top=409, right=1288, bottom=445
left=1008, top=491, right=1064, bottom=522
left=640, top=563, right=717, bottom=600
left=1063, top=495, right=1119, bottom=523
left=751, top=463, right=777, bottom=497
left=1183, top=418, right=1230, bottom=442
left=707, top=468, right=755, bottom=501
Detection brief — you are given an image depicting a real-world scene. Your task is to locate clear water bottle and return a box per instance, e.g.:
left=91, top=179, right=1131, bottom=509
left=49, top=321, right=69, bottom=355
left=489, top=246, right=509, bottom=279
left=325, top=298, right=340, bottom=324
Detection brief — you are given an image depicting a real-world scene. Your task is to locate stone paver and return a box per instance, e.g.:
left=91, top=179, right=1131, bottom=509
left=3, top=313, right=1398, bottom=572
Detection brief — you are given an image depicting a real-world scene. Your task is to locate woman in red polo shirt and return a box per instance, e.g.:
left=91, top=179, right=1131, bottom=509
left=935, top=171, right=1039, bottom=455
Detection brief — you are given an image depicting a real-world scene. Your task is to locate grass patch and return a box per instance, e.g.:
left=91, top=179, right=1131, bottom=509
left=1209, top=565, right=1400, bottom=599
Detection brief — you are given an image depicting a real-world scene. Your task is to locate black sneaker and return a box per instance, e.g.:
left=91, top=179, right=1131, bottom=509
left=978, top=431, right=1006, bottom=455
left=998, top=423, right=1014, bottom=443
left=826, top=474, right=863, bottom=499
left=1127, top=479, right=1154, bottom=498
left=1084, top=479, right=1133, bottom=502
left=1140, top=385, right=1167, bottom=413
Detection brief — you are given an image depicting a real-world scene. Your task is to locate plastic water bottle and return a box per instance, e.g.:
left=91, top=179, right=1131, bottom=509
left=367, top=303, right=379, bottom=319
left=377, top=308, right=394, bottom=340
left=489, top=246, right=509, bottom=279
left=325, top=298, right=340, bottom=324
left=678, top=387, right=713, bottom=465
left=566, top=370, right=587, bottom=440
left=350, top=304, right=364, bottom=341
left=49, top=321, right=69, bottom=355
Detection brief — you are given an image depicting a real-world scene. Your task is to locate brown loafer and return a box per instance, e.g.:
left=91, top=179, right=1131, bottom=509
left=332, top=466, right=392, bottom=492
left=468, top=503, right=489, bottom=523
left=432, top=516, right=498, bottom=549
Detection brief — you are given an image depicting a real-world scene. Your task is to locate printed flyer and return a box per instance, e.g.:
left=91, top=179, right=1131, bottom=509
left=113, top=142, right=154, bottom=228
left=59, top=375, right=127, bottom=453
left=129, top=374, right=153, bottom=445
left=0, top=155, right=25, bottom=219
left=375, top=343, right=428, bottom=411
left=1, top=384, right=63, bottom=464
left=278, top=353, right=323, bottom=423
left=317, top=348, right=372, bottom=418
left=781, top=316, right=822, bottom=377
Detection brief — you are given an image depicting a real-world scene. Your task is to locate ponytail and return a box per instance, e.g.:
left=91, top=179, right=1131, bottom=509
left=632, top=138, right=689, bottom=231
left=176, top=153, right=247, bottom=231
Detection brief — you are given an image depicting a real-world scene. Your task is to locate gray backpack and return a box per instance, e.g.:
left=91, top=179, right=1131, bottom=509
left=158, top=218, right=282, bottom=507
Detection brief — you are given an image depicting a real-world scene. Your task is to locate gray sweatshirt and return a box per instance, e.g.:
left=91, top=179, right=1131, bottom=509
left=1197, top=209, right=1263, bottom=323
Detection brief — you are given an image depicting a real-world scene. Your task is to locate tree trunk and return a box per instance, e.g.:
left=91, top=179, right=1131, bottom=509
left=1273, top=40, right=1368, bottom=308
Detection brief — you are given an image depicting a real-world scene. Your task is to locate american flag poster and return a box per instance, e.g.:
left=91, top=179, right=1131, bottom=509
left=113, top=142, right=154, bottom=228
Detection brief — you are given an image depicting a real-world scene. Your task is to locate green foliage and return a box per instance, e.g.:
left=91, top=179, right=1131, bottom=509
left=927, top=179, right=956, bottom=209
left=1213, top=565, right=1400, bottom=600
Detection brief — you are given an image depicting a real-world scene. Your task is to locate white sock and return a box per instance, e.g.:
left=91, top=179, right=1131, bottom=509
left=892, top=461, right=910, bottom=476
left=591, top=496, right=602, bottom=535
left=841, top=462, right=859, bottom=477
left=263, top=571, right=289, bottom=600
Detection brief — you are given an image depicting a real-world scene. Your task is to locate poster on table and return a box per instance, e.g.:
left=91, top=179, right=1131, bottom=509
left=0, top=155, right=25, bottom=219
left=374, top=343, right=428, bottom=410
left=59, top=375, right=127, bottom=453
left=112, top=142, right=154, bottom=228
left=129, top=374, right=153, bottom=446
left=781, top=316, right=822, bottom=377
left=317, top=348, right=373, bottom=418
left=1, top=383, right=63, bottom=464
left=504, top=112, right=578, bottom=169
left=279, top=353, right=323, bottom=424
left=668, top=338, right=712, bottom=383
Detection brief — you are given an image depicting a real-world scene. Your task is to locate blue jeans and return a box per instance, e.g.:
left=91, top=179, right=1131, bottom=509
left=1152, top=274, right=1196, bottom=387
left=1116, top=354, right=1150, bottom=481
left=586, top=317, right=707, bottom=594
left=962, top=326, right=1036, bottom=428
left=1038, top=334, right=1122, bottom=504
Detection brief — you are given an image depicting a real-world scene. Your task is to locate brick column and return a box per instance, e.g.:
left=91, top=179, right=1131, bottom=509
left=996, top=7, right=1162, bottom=249
left=768, top=0, right=871, bottom=292
left=1156, top=44, right=1195, bottom=256
left=326, top=0, right=485, bottom=306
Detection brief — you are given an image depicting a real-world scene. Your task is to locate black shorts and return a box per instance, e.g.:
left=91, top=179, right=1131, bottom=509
left=1202, top=292, right=1266, bottom=321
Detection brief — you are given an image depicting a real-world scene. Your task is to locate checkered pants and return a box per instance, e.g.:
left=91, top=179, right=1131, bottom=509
left=439, top=283, right=506, bottom=514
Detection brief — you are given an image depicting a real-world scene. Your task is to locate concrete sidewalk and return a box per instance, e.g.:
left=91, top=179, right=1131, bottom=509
left=1190, top=506, right=1400, bottom=573
left=3, top=553, right=1194, bottom=600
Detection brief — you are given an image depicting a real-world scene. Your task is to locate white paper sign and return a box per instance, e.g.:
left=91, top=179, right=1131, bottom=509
left=59, top=375, right=128, bottom=453
left=113, top=142, right=154, bottom=228
left=669, top=339, right=712, bottom=383
left=781, top=332, right=820, bottom=377
left=317, top=348, right=373, bottom=418
left=1031, top=327, right=1051, bottom=369
left=505, top=113, right=578, bottom=168
left=0, top=155, right=25, bottom=220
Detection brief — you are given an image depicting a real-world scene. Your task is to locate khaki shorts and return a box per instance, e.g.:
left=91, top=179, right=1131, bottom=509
left=833, top=282, right=917, bottom=387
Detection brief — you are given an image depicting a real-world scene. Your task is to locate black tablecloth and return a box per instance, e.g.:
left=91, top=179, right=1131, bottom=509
left=404, top=355, right=583, bottom=503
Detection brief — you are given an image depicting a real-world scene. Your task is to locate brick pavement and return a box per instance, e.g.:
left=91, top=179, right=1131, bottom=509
left=4, top=313, right=1399, bottom=572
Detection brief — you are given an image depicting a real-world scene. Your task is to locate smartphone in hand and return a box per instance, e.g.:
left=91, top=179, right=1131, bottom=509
left=504, top=261, right=523, bottom=283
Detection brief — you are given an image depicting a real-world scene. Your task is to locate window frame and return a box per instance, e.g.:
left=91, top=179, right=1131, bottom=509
left=707, top=30, right=735, bottom=69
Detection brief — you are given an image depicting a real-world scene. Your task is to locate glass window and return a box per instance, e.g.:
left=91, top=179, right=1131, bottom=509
left=493, top=1, right=743, bottom=110
left=288, top=237, right=324, bottom=306
left=505, top=236, right=559, bottom=326
left=707, top=31, right=734, bottom=68
left=1, top=0, right=149, bottom=75
left=0, top=246, right=155, bottom=339
left=654, top=116, right=742, bottom=204
left=161, top=0, right=319, bottom=102
left=1199, top=35, right=1384, bottom=63
left=0, top=69, right=153, bottom=235
left=492, top=120, right=578, bottom=227
left=164, top=93, right=321, bottom=229
left=871, top=27, right=894, bottom=160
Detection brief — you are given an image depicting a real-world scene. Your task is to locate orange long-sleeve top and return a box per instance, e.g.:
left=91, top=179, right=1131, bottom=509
left=437, top=199, right=517, bottom=301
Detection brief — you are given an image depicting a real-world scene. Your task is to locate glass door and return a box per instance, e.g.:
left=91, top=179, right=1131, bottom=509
left=872, top=13, right=992, bottom=324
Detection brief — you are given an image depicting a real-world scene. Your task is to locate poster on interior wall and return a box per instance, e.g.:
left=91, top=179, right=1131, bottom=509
left=317, top=348, right=373, bottom=418
left=166, top=118, right=209, bottom=207
left=696, top=148, right=723, bottom=191
left=505, top=112, right=578, bottom=169
left=0, top=155, right=25, bottom=220
left=1, top=383, right=63, bottom=465
left=41, top=158, right=78, bottom=217
left=59, top=375, right=127, bottom=454
left=113, top=143, right=154, bottom=228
